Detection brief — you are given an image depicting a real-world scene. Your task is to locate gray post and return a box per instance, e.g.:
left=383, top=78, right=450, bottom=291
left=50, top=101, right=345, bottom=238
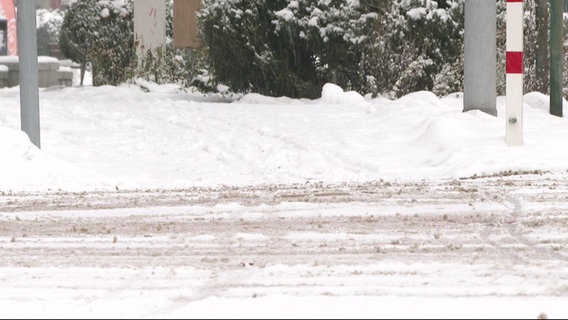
left=17, top=0, right=41, bottom=148
left=550, top=0, right=563, bottom=117
left=463, top=0, right=497, bottom=116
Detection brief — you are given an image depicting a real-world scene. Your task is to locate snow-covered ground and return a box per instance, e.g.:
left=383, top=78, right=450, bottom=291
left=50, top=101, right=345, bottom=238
left=1, top=81, right=568, bottom=318
left=1, top=80, right=568, bottom=192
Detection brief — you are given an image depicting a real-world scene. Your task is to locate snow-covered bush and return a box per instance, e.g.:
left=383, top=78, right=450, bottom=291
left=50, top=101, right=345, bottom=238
left=198, top=0, right=377, bottom=98
left=362, top=0, right=464, bottom=98
left=59, top=0, right=134, bottom=86
left=272, top=0, right=379, bottom=95
left=197, top=0, right=469, bottom=98
left=37, top=9, right=64, bottom=57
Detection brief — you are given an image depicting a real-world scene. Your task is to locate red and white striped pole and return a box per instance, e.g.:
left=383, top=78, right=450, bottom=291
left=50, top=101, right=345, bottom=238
left=506, top=0, right=523, bottom=146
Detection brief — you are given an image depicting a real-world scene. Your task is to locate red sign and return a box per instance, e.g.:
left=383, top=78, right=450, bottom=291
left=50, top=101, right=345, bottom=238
left=0, top=0, right=17, bottom=55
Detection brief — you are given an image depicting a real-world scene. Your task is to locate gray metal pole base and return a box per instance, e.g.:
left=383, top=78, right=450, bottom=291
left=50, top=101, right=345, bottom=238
left=18, top=0, right=41, bottom=148
left=463, top=0, right=497, bottom=116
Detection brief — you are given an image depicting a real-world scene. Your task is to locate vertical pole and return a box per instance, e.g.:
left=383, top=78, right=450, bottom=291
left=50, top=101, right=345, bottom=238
left=18, top=0, right=41, bottom=148
left=506, top=0, right=523, bottom=146
left=464, top=0, right=497, bottom=116
left=535, top=0, right=549, bottom=94
left=550, top=0, right=563, bottom=117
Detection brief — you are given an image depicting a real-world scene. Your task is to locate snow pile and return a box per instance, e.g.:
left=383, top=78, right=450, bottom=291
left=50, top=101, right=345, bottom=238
left=1, top=83, right=568, bottom=192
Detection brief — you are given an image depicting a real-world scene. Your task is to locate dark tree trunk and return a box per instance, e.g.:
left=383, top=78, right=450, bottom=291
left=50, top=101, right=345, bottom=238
left=535, top=0, right=549, bottom=93
left=80, top=62, right=86, bottom=86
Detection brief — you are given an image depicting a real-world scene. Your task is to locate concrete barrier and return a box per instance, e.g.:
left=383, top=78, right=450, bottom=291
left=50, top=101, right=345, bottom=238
left=57, top=67, right=73, bottom=87
left=0, top=56, right=74, bottom=88
left=0, top=64, right=8, bottom=87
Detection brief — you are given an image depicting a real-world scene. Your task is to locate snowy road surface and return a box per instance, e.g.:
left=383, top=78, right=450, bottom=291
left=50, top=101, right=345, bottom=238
left=1, top=173, right=568, bottom=318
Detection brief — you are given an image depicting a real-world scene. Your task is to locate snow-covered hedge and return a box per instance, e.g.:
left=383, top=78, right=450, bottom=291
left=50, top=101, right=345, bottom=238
left=198, top=0, right=378, bottom=98
left=59, top=0, right=134, bottom=86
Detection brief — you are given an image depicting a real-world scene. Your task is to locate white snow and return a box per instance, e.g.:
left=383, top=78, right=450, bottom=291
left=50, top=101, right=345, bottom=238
left=100, top=7, right=110, bottom=18
left=274, top=8, right=294, bottom=21
left=1, top=81, right=567, bottom=192
left=1, top=80, right=568, bottom=318
left=407, top=7, right=427, bottom=20
left=38, top=55, right=59, bottom=63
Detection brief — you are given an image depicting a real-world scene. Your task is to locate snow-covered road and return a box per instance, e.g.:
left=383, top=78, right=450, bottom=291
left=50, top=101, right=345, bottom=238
left=1, top=174, right=567, bottom=318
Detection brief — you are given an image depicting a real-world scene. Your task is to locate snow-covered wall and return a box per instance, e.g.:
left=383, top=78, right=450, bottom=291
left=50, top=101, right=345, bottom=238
left=0, top=56, right=73, bottom=88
